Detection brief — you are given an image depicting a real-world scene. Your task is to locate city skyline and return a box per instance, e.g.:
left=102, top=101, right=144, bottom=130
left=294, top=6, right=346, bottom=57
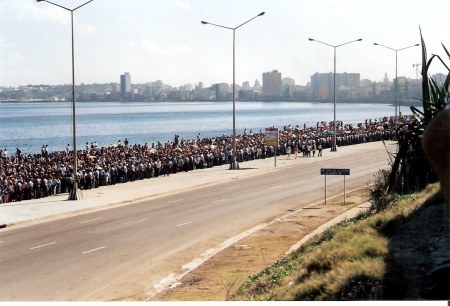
left=1, top=0, right=449, bottom=88
left=0, top=66, right=427, bottom=89
left=4, top=68, right=442, bottom=103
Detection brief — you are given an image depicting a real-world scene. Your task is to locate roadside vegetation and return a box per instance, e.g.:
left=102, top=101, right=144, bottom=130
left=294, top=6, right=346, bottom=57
left=230, top=32, right=449, bottom=301
left=385, top=29, right=449, bottom=195
left=230, top=183, right=445, bottom=301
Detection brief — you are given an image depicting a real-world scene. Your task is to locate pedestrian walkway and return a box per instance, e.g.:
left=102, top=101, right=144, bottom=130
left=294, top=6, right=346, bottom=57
left=0, top=141, right=393, bottom=228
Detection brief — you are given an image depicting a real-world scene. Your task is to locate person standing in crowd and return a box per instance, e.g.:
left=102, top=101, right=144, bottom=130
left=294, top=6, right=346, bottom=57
left=286, top=145, right=291, bottom=159
left=0, top=116, right=404, bottom=203
left=2, top=180, right=9, bottom=203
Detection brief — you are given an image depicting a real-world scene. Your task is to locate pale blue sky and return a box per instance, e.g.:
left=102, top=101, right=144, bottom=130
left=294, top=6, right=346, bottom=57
left=1, top=0, right=449, bottom=87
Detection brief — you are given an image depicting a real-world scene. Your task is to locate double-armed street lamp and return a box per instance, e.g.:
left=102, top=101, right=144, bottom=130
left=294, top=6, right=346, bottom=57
left=201, top=12, right=265, bottom=170
left=308, top=38, right=363, bottom=152
left=373, top=42, right=420, bottom=122
left=36, top=0, right=94, bottom=200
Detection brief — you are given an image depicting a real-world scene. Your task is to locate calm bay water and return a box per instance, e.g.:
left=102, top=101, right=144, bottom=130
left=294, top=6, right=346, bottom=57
left=0, top=101, right=410, bottom=155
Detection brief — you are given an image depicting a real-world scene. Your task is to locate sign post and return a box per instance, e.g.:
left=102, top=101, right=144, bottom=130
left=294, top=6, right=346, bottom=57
left=265, top=127, right=278, bottom=167
left=320, top=168, right=350, bottom=205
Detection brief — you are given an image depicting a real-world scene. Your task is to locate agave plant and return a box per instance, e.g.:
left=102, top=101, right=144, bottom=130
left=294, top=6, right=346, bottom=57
left=386, top=29, right=450, bottom=194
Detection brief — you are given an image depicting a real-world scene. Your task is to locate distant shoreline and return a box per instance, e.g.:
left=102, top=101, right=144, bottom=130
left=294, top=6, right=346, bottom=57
left=0, top=100, right=423, bottom=107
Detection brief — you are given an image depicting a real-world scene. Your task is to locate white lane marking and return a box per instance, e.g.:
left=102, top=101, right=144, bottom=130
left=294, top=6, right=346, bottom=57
left=177, top=221, right=192, bottom=227
left=80, top=217, right=102, bottom=224
left=82, top=246, right=107, bottom=255
left=227, top=186, right=240, bottom=190
left=168, top=199, right=183, bottom=204
left=212, top=199, right=225, bottom=203
left=270, top=185, right=282, bottom=189
left=30, top=242, right=57, bottom=250
left=210, top=199, right=226, bottom=207
left=120, top=218, right=151, bottom=229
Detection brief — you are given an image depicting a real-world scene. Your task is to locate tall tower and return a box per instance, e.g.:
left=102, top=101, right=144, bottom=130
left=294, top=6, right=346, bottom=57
left=120, top=72, right=131, bottom=100
left=262, top=70, right=282, bottom=101
left=383, top=73, right=390, bottom=90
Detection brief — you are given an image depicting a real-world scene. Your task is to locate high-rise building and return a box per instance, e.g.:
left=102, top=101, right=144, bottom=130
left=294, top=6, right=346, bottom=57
left=213, top=83, right=231, bottom=100
left=120, top=72, right=131, bottom=100
left=281, top=77, right=295, bottom=99
left=310, top=72, right=360, bottom=100
left=195, top=82, right=203, bottom=90
left=383, top=73, right=390, bottom=86
left=262, top=70, right=282, bottom=100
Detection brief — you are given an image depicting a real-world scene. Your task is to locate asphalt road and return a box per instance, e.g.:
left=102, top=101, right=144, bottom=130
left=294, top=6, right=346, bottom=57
left=0, top=144, right=391, bottom=301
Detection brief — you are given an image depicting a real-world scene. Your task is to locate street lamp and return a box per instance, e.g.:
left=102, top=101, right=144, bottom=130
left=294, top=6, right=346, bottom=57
left=373, top=42, right=419, bottom=121
left=201, top=12, right=265, bottom=169
left=309, top=37, right=362, bottom=151
left=36, top=0, right=94, bottom=200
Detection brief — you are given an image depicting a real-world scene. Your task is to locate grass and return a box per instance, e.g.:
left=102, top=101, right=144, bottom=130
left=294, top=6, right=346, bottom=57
left=230, top=183, right=443, bottom=301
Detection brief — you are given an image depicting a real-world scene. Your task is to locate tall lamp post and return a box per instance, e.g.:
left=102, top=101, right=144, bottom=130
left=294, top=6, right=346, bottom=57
left=309, top=38, right=362, bottom=151
left=36, top=0, right=94, bottom=200
left=201, top=12, right=265, bottom=169
left=373, top=42, right=419, bottom=122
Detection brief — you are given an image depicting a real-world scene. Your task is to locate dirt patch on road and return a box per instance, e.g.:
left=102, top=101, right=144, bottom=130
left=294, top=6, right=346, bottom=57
left=145, top=188, right=369, bottom=301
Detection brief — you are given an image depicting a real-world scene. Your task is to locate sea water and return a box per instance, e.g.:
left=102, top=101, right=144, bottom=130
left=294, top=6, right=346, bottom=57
left=0, top=101, right=410, bottom=155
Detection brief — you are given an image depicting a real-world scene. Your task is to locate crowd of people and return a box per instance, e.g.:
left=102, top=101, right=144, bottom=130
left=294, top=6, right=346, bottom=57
left=0, top=116, right=412, bottom=204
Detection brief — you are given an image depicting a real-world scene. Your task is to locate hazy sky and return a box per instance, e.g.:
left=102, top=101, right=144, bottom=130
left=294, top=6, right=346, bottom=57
left=1, top=0, right=449, bottom=88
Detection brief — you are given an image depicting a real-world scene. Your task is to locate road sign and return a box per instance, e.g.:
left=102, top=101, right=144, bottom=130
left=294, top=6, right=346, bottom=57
left=264, top=128, right=278, bottom=146
left=320, top=168, right=350, bottom=205
left=320, top=168, right=350, bottom=176
left=265, top=128, right=278, bottom=167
